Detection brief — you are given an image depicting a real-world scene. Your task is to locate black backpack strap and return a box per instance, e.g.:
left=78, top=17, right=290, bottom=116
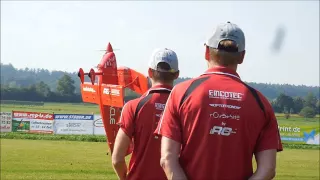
left=133, top=89, right=171, bottom=120
left=179, top=77, right=210, bottom=108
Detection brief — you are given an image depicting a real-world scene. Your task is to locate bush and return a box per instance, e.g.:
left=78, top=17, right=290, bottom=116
left=284, top=113, right=290, bottom=119
left=299, top=106, right=316, bottom=118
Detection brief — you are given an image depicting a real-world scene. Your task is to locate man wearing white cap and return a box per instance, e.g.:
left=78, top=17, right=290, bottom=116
left=112, top=48, right=180, bottom=180
left=155, top=22, right=283, bottom=180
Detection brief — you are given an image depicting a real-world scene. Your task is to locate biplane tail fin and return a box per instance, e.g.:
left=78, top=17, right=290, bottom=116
left=117, top=66, right=149, bottom=95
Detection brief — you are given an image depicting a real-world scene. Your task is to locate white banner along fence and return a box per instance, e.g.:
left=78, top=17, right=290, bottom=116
left=0, top=111, right=106, bottom=136
left=1, top=110, right=319, bottom=145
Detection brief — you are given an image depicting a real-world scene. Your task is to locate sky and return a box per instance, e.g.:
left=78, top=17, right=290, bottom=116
left=1, top=1, right=319, bottom=86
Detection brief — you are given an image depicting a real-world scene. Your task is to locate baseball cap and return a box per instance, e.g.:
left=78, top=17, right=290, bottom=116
left=205, top=21, right=245, bottom=52
left=149, top=48, right=179, bottom=73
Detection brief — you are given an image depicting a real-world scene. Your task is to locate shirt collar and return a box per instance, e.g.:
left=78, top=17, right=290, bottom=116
left=202, top=66, right=241, bottom=79
left=144, top=84, right=173, bottom=96
left=150, top=84, right=173, bottom=90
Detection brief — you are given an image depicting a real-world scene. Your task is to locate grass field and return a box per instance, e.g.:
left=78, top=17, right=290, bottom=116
left=1, top=102, right=320, bottom=116
left=1, top=102, right=320, bottom=119
left=0, top=139, right=319, bottom=180
left=1, top=102, right=319, bottom=179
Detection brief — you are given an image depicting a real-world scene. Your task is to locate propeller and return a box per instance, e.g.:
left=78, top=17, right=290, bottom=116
left=96, top=49, right=120, bottom=51
left=95, top=42, right=119, bottom=53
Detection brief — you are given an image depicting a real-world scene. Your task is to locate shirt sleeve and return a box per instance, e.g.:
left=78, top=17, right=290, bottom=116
left=254, top=96, right=283, bottom=153
left=154, top=87, right=182, bottom=143
left=118, top=101, right=135, bottom=139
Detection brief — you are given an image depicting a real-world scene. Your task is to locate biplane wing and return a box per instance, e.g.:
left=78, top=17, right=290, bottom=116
left=100, top=84, right=125, bottom=108
left=80, top=83, right=100, bottom=104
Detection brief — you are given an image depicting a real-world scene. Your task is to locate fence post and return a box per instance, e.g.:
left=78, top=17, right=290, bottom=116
left=92, top=112, right=95, bottom=136
left=53, top=112, right=55, bottom=135
left=11, top=110, right=13, bottom=133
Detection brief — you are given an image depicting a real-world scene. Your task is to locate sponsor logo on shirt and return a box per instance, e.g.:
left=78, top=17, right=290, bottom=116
left=209, top=90, right=243, bottom=101
left=155, top=103, right=165, bottom=110
left=209, top=125, right=237, bottom=136
left=209, top=103, right=241, bottom=109
left=209, top=112, right=240, bottom=120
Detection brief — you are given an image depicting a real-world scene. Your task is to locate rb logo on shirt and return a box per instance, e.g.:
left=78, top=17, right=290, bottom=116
left=209, top=126, right=235, bottom=136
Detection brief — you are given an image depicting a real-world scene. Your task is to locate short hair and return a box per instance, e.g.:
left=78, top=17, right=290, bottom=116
left=151, top=62, right=178, bottom=84
left=209, top=40, right=242, bottom=66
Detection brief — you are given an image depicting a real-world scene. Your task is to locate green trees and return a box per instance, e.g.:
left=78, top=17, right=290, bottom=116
left=270, top=92, right=319, bottom=117
left=304, top=92, right=318, bottom=110
left=0, top=74, right=140, bottom=103
left=271, top=93, right=295, bottom=113
left=293, top=97, right=305, bottom=114
left=0, top=75, right=81, bottom=103
left=1, top=63, right=319, bottom=100
left=299, top=92, right=319, bottom=118
left=0, top=63, right=319, bottom=107
left=36, top=81, right=51, bottom=97
left=299, top=107, right=316, bottom=118
left=56, top=74, right=76, bottom=97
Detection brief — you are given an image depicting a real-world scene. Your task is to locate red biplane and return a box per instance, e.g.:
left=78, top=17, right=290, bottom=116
left=77, top=42, right=149, bottom=154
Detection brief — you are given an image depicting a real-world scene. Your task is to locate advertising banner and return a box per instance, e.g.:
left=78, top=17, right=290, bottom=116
left=1, top=112, right=12, bottom=132
left=12, top=111, right=54, bottom=133
left=278, top=122, right=320, bottom=145
left=54, top=114, right=94, bottom=135
left=93, top=114, right=106, bottom=135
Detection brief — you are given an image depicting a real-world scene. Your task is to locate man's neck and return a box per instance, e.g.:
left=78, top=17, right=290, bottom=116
left=208, top=61, right=238, bottom=71
left=151, top=82, right=173, bottom=88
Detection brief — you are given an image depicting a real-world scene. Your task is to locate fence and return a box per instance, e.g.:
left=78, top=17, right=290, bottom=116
left=1, top=111, right=106, bottom=136
left=1, top=110, right=319, bottom=145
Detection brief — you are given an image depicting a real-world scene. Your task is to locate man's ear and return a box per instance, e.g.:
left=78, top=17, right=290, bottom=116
left=148, top=68, right=153, bottom=78
left=205, top=46, right=210, bottom=61
left=174, top=71, right=180, bottom=79
left=238, top=50, right=245, bottom=64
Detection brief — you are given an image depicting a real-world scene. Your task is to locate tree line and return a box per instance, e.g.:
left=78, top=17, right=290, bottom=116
left=0, top=74, right=142, bottom=103
left=1, top=63, right=319, bottom=117
left=1, top=63, right=319, bottom=101
left=1, top=73, right=319, bottom=117
left=271, top=92, right=319, bottom=118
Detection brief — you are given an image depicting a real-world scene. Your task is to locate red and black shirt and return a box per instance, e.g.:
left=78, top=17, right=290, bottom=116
left=155, top=66, right=283, bottom=180
left=119, top=84, right=172, bottom=180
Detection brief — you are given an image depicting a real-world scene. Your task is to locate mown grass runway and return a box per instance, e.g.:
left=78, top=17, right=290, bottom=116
left=1, top=139, right=116, bottom=180
left=1, top=102, right=319, bottom=179
left=1, top=139, right=319, bottom=180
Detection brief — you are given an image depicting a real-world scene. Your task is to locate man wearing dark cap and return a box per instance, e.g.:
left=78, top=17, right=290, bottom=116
left=155, top=22, right=283, bottom=180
